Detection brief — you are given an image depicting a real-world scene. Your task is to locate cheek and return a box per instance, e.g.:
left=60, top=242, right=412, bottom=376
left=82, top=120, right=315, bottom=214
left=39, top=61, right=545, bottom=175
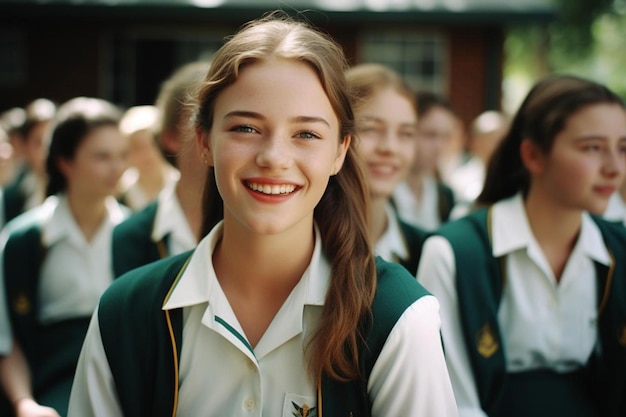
left=356, top=136, right=377, bottom=159
left=400, top=141, right=417, bottom=165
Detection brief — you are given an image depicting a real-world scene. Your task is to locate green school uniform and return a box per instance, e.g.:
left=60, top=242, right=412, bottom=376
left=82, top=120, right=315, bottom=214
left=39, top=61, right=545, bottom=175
left=397, top=218, right=430, bottom=276
left=112, top=201, right=168, bottom=277
left=96, top=253, right=430, bottom=417
left=2, top=218, right=89, bottom=417
left=438, top=207, right=626, bottom=417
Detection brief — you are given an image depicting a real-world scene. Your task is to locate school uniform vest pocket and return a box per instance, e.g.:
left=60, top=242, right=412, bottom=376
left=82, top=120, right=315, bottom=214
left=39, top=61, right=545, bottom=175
left=283, top=393, right=317, bottom=417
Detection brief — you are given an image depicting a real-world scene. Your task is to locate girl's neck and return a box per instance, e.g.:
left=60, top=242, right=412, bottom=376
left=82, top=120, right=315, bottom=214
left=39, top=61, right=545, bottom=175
left=66, top=192, right=108, bottom=242
left=214, top=218, right=315, bottom=293
left=175, top=179, right=204, bottom=242
left=524, top=187, right=582, bottom=281
left=212, top=218, right=315, bottom=348
left=175, top=154, right=207, bottom=241
left=137, top=163, right=169, bottom=197
left=369, top=197, right=389, bottom=244
left=405, top=171, right=424, bottom=201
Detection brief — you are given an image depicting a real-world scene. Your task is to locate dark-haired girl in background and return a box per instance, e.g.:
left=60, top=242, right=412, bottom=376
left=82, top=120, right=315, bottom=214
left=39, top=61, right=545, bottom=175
left=0, top=97, right=129, bottom=417
left=418, top=75, right=626, bottom=417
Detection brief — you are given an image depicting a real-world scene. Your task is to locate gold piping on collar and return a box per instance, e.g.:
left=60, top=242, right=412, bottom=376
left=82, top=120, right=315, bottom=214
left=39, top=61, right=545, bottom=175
left=165, top=309, right=179, bottom=417
left=598, top=249, right=615, bottom=315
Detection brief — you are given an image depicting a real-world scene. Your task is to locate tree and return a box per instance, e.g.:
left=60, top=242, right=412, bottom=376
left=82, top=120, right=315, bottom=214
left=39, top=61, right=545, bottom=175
left=503, top=0, right=626, bottom=111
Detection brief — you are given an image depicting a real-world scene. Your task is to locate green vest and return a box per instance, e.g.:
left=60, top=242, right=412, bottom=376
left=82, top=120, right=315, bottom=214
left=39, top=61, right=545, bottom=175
left=438, top=208, right=626, bottom=416
left=112, top=201, right=168, bottom=277
left=397, top=218, right=430, bottom=276
left=3, top=213, right=90, bottom=415
left=98, top=253, right=430, bottom=417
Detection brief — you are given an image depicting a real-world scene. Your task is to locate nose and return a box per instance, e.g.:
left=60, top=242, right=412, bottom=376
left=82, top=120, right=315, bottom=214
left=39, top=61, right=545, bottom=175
left=255, top=133, right=292, bottom=170
left=376, top=130, right=399, bottom=153
left=602, top=147, right=626, bottom=178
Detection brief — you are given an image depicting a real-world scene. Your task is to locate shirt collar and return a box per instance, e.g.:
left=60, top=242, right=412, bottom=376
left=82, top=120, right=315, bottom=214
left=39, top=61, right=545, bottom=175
left=162, top=222, right=330, bottom=310
left=151, top=182, right=197, bottom=247
left=43, top=194, right=127, bottom=246
left=491, top=192, right=611, bottom=265
left=374, top=203, right=409, bottom=262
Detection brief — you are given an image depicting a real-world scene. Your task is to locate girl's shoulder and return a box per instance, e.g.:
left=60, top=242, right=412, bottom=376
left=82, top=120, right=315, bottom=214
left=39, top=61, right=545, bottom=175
left=100, top=251, right=193, bottom=317
left=373, top=256, right=431, bottom=312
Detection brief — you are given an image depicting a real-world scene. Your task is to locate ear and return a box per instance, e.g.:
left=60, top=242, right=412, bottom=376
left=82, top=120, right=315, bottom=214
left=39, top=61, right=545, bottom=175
left=195, top=128, right=214, bottom=167
left=332, top=134, right=351, bottom=175
left=520, top=138, right=546, bottom=176
left=160, top=130, right=182, bottom=155
left=57, top=157, right=72, bottom=179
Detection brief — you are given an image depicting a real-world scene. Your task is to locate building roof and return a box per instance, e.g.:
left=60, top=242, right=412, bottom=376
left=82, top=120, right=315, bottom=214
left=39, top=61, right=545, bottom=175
left=0, top=0, right=558, bottom=25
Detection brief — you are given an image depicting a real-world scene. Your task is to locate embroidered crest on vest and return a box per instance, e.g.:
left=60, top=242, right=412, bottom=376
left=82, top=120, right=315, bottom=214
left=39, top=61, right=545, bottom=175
left=292, top=401, right=317, bottom=417
left=619, top=323, right=626, bottom=347
left=476, top=323, right=498, bottom=358
left=13, top=292, right=31, bottom=315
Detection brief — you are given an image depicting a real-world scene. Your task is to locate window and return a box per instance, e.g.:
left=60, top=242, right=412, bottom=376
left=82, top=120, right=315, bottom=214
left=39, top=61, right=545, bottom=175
left=0, top=32, right=25, bottom=87
left=359, top=31, right=447, bottom=94
left=108, top=30, right=225, bottom=106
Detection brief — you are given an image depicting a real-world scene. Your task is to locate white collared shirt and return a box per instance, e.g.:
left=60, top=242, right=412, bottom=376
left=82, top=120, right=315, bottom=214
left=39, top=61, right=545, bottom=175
left=69, top=222, right=458, bottom=417
left=374, top=203, right=409, bottom=264
left=392, top=176, right=441, bottom=231
left=417, top=193, right=610, bottom=417
left=151, top=182, right=197, bottom=255
left=38, top=194, right=128, bottom=323
left=0, top=194, right=127, bottom=350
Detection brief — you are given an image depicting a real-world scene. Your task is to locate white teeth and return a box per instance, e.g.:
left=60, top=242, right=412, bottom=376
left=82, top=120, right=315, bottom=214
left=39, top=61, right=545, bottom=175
left=247, top=182, right=296, bottom=195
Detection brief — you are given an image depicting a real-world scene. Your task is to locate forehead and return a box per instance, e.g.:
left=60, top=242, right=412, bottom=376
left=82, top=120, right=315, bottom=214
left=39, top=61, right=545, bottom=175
left=357, top=87, right=417, bottom=120
left=560, top=103, right=626, bottom=136
left=213, top=59, right=338, bottom=124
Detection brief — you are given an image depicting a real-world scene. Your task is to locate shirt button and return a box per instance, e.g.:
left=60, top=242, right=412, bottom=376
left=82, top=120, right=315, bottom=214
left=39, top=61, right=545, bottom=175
left=244, top=399, right=256, bottom=411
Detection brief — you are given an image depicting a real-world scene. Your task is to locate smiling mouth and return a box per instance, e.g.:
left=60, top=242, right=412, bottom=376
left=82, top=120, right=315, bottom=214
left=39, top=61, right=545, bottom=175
left=245, top=181, right=297, bottom=195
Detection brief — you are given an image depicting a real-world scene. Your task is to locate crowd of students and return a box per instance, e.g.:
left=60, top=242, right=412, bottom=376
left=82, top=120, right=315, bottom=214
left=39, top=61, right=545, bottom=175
left=0, top=11, right=625, bottom=417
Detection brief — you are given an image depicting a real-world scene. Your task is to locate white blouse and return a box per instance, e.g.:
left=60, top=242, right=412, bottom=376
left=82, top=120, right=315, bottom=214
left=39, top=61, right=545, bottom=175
left=69, top=223, right=458, bottom=417
left=417, top=193, right=609, bottom=417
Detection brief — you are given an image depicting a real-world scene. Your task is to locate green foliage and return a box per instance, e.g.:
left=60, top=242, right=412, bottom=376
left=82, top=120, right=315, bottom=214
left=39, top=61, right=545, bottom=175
left=504, top=0, right=626, bottom=102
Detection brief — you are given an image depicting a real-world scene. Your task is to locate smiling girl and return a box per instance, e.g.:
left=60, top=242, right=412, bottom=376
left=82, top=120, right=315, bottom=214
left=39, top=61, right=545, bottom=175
left=345, top=63, right=430, bottom=275
left=0, top=97, right=129, bottom=417
left=68, top=14, right=456, bottom=417
left=417, top=75, right=626, bottom=417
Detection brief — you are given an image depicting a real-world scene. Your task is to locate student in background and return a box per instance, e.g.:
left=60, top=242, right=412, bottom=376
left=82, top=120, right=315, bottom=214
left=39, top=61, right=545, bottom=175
left=346, top=63, right=429, bottom=275
left=3, top=98, right=56, bottom=223
left=0, top=97, right=129, bottom=417
left=0, top=107, right=26, bottom=186
left=69, top=14, right=456, bottom=417
left=112, top=60, right=210, bottom=276
left=417, top=75, right=626, bottom=417
left=448, top=110, right=508, bottom=218
left=392, top=91, right=458, bottom=230
left=117, top=105, right=180, bottom=211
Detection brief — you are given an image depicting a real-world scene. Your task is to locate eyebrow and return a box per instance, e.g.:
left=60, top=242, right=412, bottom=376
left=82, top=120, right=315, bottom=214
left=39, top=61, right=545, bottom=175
left=224, top=111, right=331, bottom=128
left=358, top=115, right=417, bottom=128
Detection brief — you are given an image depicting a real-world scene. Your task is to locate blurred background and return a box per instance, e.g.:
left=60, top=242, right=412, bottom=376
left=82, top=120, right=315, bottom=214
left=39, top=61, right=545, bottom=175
left=0, top=0, right=623, bottom=128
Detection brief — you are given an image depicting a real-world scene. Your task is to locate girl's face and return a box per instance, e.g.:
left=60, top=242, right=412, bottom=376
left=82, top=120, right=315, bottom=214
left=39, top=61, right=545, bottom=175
left=206, top=58, right=349, bottom=236
left=531, top=103, right=626, bottom=214
left=60, top=125, right=129, bottom=200
left=414, top=106, right=458, bottom=174
left=356, top=87, right=418, bottom=199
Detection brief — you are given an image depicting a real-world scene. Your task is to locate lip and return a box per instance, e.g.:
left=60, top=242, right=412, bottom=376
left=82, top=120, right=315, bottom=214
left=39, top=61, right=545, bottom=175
left=593, top=185, right=616, bottom=197
left=242, top=178, right=301, bottom=203
left=367, top=162, right=399, bottom=178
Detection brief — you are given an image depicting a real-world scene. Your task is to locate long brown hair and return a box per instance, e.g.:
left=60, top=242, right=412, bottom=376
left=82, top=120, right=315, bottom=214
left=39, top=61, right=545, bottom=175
left=478, top=74, right=625, bottom=205
left=194, top=13, right=376, bottom=382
